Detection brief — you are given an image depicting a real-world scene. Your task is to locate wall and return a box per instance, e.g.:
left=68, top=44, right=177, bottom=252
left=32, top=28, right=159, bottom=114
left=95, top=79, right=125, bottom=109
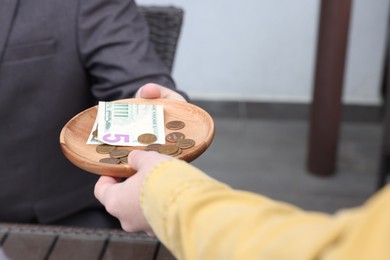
left=137, top=0, right=390, bottom=105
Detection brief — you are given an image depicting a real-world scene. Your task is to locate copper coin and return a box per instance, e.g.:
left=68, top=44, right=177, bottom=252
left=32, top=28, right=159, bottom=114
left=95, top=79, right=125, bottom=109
left=165, top=132, right=185, bottom=143
left=171, top=147, right=182, bottom=157
left=138, top=133, right=157, bottom=144
left=92, top=129, right=98, bottom=138
left=120, top=156, right=128, bottom=164
left=158, top=145, right=179, bottom=155
left=99, top=158, right=120, bottom=164
left=96, top=144, right=116, bottom=154
left=166, top=120, right=185, bottom=130
left=145, top=143, right=162, bottom=152
left=109, top=149, right=130, bottom=158
left=176, top=139, right=195, bottom=149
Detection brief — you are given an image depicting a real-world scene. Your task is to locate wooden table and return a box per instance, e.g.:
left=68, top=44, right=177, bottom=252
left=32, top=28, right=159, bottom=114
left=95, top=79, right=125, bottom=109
left=0, top=223, right=175, bottom=260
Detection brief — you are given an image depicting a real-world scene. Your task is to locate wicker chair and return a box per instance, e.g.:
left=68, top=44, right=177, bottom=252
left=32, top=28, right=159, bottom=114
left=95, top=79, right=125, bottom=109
left=139, top=5, right=184, bottom=73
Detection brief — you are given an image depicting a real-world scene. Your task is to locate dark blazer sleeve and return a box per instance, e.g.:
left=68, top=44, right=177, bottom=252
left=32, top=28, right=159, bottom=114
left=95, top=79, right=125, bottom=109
left=78, top=0, right=185, bottom=100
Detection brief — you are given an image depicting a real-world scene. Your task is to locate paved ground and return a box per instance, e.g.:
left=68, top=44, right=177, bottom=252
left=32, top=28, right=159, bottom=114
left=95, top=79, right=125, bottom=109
left=191, top=117, right=383, bottom=213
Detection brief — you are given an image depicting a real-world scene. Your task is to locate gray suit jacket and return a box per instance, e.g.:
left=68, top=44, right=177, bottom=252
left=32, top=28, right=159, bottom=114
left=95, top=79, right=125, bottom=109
left=0, top=0, right=184, bottom=223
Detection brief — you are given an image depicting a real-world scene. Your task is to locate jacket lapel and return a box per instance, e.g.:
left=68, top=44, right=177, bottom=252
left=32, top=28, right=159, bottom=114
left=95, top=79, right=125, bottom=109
left=0, top=0, right=19, bottom=64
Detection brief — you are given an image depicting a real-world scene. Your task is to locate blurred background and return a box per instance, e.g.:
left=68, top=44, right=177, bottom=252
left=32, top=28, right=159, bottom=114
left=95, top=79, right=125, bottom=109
left=138, top=0, right=390, bottom=213
left=139, top=0, right=388, bottom=104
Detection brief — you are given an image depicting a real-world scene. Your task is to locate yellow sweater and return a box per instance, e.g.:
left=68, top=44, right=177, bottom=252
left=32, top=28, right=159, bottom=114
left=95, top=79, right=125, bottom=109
left=141, top=159, right=390, bottom=260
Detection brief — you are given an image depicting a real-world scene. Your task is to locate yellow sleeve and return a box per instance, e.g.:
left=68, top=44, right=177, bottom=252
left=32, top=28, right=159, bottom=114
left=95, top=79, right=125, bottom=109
left=140, top=159, right=390, bottom=260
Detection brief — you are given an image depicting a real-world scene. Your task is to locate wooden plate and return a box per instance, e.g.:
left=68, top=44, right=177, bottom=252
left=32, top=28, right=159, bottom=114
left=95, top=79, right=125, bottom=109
left=60, top=98, right=215, bottom=177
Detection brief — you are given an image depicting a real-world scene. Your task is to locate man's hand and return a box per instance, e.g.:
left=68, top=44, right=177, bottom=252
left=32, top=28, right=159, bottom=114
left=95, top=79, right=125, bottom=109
left=94, top=150, right=172, bottom=236
left=135, top=83, right=186, bottom=102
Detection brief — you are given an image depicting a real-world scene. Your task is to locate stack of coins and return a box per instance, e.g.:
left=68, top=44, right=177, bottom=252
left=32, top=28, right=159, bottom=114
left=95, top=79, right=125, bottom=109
left=98, top=120, right=196, bottom=164
left=155, top=120, right=195, bottom=156
left=98, top=146, right=131, bottom=165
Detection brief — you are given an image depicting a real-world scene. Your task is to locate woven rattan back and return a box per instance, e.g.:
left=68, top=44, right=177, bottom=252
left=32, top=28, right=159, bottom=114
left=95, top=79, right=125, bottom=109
left=139, top=6, right=184, bottom=73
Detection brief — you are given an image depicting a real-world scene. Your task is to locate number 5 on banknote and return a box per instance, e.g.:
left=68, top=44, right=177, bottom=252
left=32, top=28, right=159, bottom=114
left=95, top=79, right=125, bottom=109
left=101, top=132, right=131, bottom=144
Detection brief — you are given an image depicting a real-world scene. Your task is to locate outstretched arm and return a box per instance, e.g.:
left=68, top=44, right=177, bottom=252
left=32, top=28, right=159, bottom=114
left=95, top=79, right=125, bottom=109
left=95, top=151, right=390, bottom=260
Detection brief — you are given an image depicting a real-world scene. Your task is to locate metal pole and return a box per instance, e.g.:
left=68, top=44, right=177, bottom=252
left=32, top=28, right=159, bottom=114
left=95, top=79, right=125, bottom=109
left=307, top=0, right=353, bottom=176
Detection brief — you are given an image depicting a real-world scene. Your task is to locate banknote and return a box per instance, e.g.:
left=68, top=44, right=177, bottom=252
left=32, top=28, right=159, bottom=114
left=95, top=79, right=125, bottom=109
left=87, top=101, right=165, bottom=146
left=86, top=110, right=102, bottom=145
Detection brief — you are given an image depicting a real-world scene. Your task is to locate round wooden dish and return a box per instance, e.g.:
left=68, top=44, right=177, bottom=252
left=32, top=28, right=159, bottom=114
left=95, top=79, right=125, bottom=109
left=60, top=98, right=215, bottom=177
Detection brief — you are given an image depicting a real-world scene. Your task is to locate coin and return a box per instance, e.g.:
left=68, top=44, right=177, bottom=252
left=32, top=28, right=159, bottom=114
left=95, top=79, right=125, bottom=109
left=96, top=144, right=116, bottom=154
left=109, top=149, right=130, bottom=158
left=99, top=158, right=120, bottom=164
left=158, top=145, right=179, bottom=155
left=166, top=120, right=185, bottom=130
left=138, top=133, right=157, bottom=144
left=176, top=139, right=195, bottom=149
left=92, top=129, right=98, bottom=138
left=171, top=147, right=182, bottom=157
left=120, top=156, right=128, bottom=164
left=166, top=132, right=185, bottom=143
left=145, top=143, right=162, bottom=152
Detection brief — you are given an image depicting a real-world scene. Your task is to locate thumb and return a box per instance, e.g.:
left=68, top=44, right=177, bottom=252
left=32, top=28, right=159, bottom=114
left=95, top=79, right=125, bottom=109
left=128, top=150, right=172, bottom=172
left=127, top=150, right=155, bottom=171
left=135, top=84, right=161, bottom=99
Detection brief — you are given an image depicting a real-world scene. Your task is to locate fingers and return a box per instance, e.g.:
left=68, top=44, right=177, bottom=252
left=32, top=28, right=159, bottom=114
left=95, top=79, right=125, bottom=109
left=94, top=176, right=119, bottom=204
left=93, top=151, right=166, bottom=235
left=159, top=87, right=187, bottom=101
